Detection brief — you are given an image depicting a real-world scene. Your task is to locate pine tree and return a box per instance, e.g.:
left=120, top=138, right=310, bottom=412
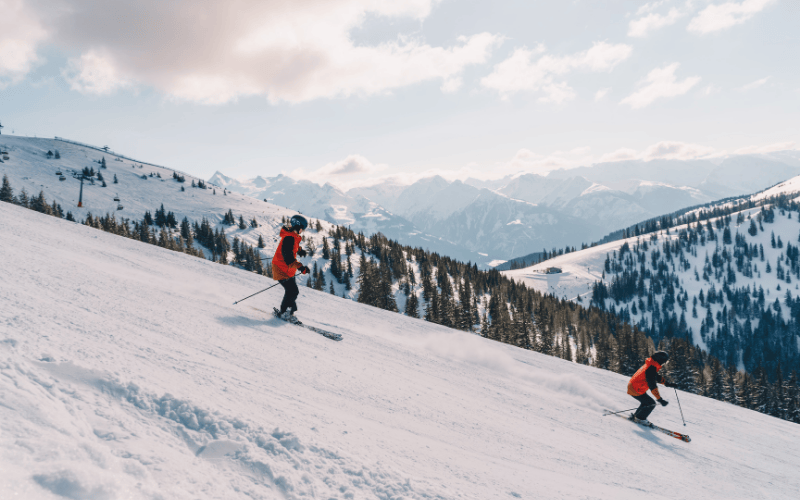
left=180, top=217, right=193, bottom=247
left=356, top=253, right=374, bottom=305
left=375, top=261, right=398, bottom=312
left=753, top=366, right=770, bottom=414
left=139, top=222, right=151, bottom=243
left=322, top=237, right=330, bottom=259
left=405, top=290, right=420, bottom=318
left=257, top=235, right=265, bottom=248
left=238, top=215, right=246, bottom=230
left=0, top=174, right=13, bottom=202
left=155, top=205, right=166, bottom=226
left=17, top=188, right=29, bottom=207
left=706, top=359, right=725, bottom=401
left=313, top=262, right=324, bottom=291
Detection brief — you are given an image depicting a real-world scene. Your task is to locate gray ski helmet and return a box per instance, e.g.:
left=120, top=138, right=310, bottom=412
left=651, top=351, right=669, bottom=365
left=290, top=214, right=308, bottom=231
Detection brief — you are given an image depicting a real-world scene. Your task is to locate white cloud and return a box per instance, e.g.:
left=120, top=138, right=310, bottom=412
left=687, top=0, right=776, bottom=34
left=325, top=139, right=795, bottom=189
left=628, top=7, right=685, bottom=37
left=481, top=41, right=632, bottom=101
left=734, top=141, right=797, bottom=154
left=28, top=0, right=501, bottom=103
left=594, top=87, right=611, bottom=101
left=62, top=50, right=130, bottom=95
left=506, top=146, right=593, bottom=175
left=315, top=154, right=388, bottom=176
left=440, top=76, right=463, bottom=93
left=620, top=63, right=700, bottom=109
left=291, top=154, right=389, bottom=185
left=641, top=140, right=718, bottom=160
left=701, top=83, right=720, bottom=96
left=598, top=148, right=639, bottom=163
left=596, top=141, right=722, bottom=163
left=739, top=76, right=769, bottom=91
left=635, top=1, right=669, bottom=16
left=0, top=0, right=47, bottom=88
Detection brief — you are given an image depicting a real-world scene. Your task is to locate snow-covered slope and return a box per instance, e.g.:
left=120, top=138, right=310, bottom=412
left=0, top=136, right=301, bottom=261
left=504, top=175, right=800, bottom=302
left=3, top=201, right=800, bottom=499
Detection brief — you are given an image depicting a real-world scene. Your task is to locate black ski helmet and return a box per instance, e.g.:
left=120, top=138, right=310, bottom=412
left=651, top=351, right=669, bottom=365
left=290, top=214, right=308, bottom=231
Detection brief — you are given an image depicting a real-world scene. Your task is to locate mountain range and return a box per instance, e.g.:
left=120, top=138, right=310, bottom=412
left=211, top=151, right=800, bottom=266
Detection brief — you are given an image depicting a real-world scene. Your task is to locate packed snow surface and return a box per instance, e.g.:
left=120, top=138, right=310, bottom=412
left=2, top=202, right=800, bottom=499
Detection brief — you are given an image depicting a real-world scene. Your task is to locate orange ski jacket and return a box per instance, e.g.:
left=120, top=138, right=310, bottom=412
left=272, top=228, right=302, bottom=281
left=628, top=357, right=666, bottom=399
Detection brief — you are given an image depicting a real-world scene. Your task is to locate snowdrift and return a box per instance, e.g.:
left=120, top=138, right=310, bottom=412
left=2, top=201, right=799, bottom=499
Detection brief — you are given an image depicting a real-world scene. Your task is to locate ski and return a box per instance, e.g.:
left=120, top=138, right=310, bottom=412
left=604, top=411, right=691, bottom=443
left=266, top=307, right=343, bottom=341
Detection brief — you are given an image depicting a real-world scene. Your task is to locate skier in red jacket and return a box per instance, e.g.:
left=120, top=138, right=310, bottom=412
left=628, top=351, right=676, bottom=423
left=272, top=215, right=309, bottom=322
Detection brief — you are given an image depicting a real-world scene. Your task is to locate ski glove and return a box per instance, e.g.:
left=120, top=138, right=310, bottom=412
left=664, top=380, right=677, bottom=388
left=658, top=399, right=669, bottom=407
left=297, top=247, right=307, bottom=258
left=299, top=265, right=310, bottom=275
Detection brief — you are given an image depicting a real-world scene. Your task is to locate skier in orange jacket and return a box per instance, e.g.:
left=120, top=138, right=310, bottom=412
left=628, top=351, right=676, bottom=423
left=272, top=215, right=309, bottom=321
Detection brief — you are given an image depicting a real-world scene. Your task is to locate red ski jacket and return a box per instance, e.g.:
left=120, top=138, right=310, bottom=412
left=272, top=227, right=302, bottom=281
left=628, top=357, right=666, bottom=399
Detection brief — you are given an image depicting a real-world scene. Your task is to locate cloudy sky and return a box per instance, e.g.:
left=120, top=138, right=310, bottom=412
left=1, top=0, right=798, bottom=187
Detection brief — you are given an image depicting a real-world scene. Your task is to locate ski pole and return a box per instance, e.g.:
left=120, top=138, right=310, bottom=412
left=232, top=273, right=310, bottom=305
left=674, top=388, right=686, bottom=426
left=233, top=280, right=285, bottom=305
left=603, top=404, right=655, bottom=417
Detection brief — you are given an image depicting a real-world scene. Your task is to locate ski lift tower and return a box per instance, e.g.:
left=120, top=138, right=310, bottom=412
left=0, top=121, right=4, bottom=135
left=76, top=171, right=89, bottom=207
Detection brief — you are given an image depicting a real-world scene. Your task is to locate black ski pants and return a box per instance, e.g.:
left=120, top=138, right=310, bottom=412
left=632, top=393, right=656, bottom=420
left=279, top=277, right=299, bottom=314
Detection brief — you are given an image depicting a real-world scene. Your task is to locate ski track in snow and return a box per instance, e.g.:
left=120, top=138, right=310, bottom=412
left=2, top=202, right=800, bottom=499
